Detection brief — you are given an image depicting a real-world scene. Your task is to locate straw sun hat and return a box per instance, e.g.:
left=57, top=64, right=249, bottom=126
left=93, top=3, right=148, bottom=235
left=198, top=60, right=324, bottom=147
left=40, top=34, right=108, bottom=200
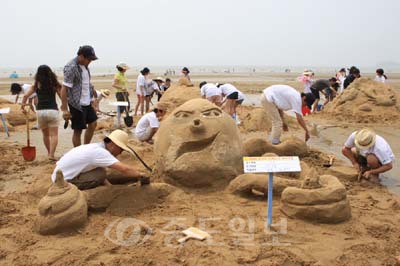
left=107, top=130, right=134, bottom=156
left=355, top=128, right=376, bottom=150
left=100, top=89, right=111, bottom=98
left=303, top=69, right=314, bottom=76
left=153, top=77, right=164, bottom=82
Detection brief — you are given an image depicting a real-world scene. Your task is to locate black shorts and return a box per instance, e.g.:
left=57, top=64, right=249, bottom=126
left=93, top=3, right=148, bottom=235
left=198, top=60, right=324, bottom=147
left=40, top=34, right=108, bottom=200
left=227, top=92, right=239, bottom=100
left=310, top=88, right=320, bottom=100
left=69, top=104, right=97, bottom=130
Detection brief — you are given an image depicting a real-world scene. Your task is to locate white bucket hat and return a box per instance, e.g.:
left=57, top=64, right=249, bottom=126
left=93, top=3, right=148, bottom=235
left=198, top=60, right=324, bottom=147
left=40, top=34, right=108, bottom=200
left=117, top=62, right=130, bottom=70
left=107, top=130, right=134, bottom=156
left=355, top=128, right=376, bottom=150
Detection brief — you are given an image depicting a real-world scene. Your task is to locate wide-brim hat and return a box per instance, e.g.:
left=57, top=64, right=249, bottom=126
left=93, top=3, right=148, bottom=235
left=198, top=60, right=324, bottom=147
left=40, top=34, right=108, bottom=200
left=100, top=89, right=111, bottom=97
left=107, top=130, right=134, bottom=156
left=117, top=62, right=130, bottom=70
left=153, top=77, right=164, bottom=83
left=355, top=128, right=376, bottom=150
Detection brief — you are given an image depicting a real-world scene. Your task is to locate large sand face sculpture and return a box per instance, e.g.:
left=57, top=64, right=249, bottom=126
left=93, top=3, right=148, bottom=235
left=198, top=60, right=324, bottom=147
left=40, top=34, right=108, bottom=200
left=154, top=99, right=243, bottom=189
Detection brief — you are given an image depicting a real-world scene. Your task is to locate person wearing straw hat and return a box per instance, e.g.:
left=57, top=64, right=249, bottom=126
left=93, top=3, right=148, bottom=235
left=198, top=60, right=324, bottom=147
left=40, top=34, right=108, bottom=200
left=112, top=63, right=130, bottom=126
left=134, top=102, right=168, bottom=143
left=51, top=129, right=145, bottom=190
left=342, top=128, right=394, bottom=182
left=298, top=69, right=314, bottom=94
left=152, top=77, right=165, bottom=101
left=94, top=89, right=110, bottom=112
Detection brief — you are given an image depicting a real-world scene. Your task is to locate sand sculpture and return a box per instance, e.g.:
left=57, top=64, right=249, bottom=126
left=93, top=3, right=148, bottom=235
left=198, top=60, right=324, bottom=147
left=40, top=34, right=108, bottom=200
left=158, top=85, right=201, bottom=113
left=0, top=98, right=36, bottom=126
left=242, top=136, right=309, bottom=157
left=35, top=171, right=87, bottom=235
left=154, top=99, right=243, bottom=189
left=177, top=76, right=194, bottom=87
left=280, top=175, right=351, bottom=223
left=323, top=78, right=400, bottom=123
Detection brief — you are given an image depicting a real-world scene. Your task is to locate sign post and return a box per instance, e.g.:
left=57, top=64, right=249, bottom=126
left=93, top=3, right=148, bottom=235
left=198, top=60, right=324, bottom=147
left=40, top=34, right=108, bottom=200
left=108, top=102, right=129, bottom=128
left=243, top=156, right=301, bottom=229
left=0, top=107, right=11, bottom=137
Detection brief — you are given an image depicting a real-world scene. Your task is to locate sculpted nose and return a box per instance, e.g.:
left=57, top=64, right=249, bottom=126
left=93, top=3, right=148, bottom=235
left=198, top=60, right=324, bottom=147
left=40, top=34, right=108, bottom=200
left=190, top=119, right=204, bottom=133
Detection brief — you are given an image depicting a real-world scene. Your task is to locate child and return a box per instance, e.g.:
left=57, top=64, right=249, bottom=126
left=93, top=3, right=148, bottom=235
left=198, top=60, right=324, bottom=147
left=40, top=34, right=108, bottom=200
left=375, top=69, right=387, bottom=83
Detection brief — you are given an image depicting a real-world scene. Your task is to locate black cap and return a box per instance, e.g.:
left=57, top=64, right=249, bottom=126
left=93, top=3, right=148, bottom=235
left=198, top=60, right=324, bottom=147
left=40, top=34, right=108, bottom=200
left=77, top=45, right=98, bottom=60
left=182, top=67, right=190, bottom=73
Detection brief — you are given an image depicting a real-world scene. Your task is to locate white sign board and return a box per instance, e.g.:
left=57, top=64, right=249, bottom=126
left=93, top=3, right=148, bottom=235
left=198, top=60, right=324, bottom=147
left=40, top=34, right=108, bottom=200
left=109, top=101, right=129, bottom=107
left=243, top=156, right=301, bottom=173
left=0, top=107, right=10, bottom=114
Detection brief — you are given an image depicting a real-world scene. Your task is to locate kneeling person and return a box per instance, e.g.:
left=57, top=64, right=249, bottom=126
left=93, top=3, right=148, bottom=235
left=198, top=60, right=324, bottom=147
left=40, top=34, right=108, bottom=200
left=51, top=129, right=144, bottom=190
left=135, top=103, right=167, bottom=143
left=342, top=128, right=394, bottom=182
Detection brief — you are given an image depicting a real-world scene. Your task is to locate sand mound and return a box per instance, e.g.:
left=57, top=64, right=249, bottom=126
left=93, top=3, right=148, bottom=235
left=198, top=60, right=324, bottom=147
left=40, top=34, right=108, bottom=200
left=177, top=77, right=194, bottom=87
left=0, top=99, right=36, bottom=126
left=95, top=117, right=115, bottom=131
left=154, top=99, right=242, bottom=189
left=281, top=175, right=351, bottom=223
left=35, top=171, right=87, bottom=235
left=85, top=183, right=176, bottom=215
left=242, top=136, right=308, bottom=157
left=158, top=85, right=200, bottom=113
left=322, top=78, right=400, bottom=123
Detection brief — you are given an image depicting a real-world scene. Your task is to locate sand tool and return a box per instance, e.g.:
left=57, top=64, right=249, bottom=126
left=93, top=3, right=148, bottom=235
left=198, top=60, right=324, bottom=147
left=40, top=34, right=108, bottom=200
left=122, top=93, right=133, bottom=127
left=323, top=155, right=335, bottom=167
left=178, top=227, right=210, bottom=244
left=21, top=112, right=36, bottom=161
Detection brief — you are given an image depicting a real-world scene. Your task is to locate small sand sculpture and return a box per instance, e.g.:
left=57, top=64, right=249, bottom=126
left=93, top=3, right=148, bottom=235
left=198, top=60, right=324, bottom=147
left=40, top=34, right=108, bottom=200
left=35, top=171, right=87, bottom=235
left=154, top=99, right=243, bottom=189
left=158, top=85, right=200, bottom=113
left=242, top=136, right=308, bottom=157
left=177, top=77, right=194, bottom=87
left=280, top=175, right=351, bottom=223
left=323, top=78, right=400, bottom=123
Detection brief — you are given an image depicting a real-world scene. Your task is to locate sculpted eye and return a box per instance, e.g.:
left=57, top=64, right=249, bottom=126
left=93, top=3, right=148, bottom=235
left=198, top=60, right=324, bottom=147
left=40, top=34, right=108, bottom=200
left=202, top=109, right=222, bottom=117
left=174, top=111, right=192, bottom=118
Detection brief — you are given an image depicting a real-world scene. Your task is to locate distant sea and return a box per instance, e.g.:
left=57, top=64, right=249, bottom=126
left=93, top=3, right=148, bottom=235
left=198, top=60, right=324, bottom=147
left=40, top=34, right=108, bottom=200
left=1, top=66, right=398, bottom=78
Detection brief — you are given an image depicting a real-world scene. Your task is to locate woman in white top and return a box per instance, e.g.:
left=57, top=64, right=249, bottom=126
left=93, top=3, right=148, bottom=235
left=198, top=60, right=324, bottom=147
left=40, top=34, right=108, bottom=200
left=217, top=83, right=244, bottom=123
left=199, top=82, right=222, bottom=106
left=375, top=68, right=387, bottom=83
left=336, top=68, right=346, bottom=94
left=134, top=67, right=150, bottom=116
left=298, top=69, right=314, bottom=94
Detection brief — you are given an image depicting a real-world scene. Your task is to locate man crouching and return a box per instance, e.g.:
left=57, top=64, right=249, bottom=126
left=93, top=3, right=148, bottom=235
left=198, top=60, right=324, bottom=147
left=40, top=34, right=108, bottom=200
left=51, top=129, right=145, bottom=190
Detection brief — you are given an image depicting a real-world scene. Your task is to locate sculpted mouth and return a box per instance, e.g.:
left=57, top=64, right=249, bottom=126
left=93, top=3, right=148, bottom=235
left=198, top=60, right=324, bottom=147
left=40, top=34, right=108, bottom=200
left=175, top=133, right=219, bottom=160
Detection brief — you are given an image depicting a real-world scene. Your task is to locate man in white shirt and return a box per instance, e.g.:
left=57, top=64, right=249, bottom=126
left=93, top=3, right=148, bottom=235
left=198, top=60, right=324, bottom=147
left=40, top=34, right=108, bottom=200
left=261, top=85, right=315, bottom=145
left=135, top=103, right=167, bottom=143
left=10, top=83, right=37, bottom=113
left=52, top=130, right=145, bottom=190
left=342, top=128, right=394, bottom=183
left=199, top=82, right=222, bottom=106
left=61, top=45, right=99, bottom=147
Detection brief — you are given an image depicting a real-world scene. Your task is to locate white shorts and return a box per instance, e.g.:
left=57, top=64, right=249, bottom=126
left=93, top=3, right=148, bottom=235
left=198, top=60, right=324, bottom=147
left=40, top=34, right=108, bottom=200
left=135, top=127, right=152, bottom=141
left=36, top=109, right=59, bottom=129
left=136, top=88, right=144, bottom=96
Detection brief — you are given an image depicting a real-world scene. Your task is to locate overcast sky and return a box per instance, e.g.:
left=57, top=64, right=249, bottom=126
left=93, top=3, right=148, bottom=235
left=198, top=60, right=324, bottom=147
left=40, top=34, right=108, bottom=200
left=1, top=0, right=399, bottom=68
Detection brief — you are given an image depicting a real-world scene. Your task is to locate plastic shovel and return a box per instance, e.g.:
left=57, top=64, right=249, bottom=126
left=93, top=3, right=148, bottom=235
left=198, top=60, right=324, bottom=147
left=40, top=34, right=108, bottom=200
left=21, top=113, right=36, bottom=161
left=178, top=227, right=210, bottom=244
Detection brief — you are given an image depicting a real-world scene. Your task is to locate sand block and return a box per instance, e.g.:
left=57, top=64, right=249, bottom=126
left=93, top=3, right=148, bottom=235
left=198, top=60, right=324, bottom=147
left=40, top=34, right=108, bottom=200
left=35, top=171, right=88, bottom=235
left=154, top=99, right=242, bottom=189
left=281, top=175, right=351, bottom=223
left=326, top=166, right=358, bottom=181
left=85, top=183, right=176, bottom=215
left=241, top=108, right=272, bottom=132
left=177, top=77, right=194, bottom=87
left=96, top=117, right=115, bottom=131
left=158, top=85, right=200, bottom=113
left=243, top=136, right=308, bottom=157
left=0, top=99, right=36, bottom=126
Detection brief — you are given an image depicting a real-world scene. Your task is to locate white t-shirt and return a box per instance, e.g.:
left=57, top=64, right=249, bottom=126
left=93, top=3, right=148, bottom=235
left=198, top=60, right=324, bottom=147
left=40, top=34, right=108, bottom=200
left=135, top=112, right=159, bottom=136
left=79, top=65, right=91, bottom=106
left=51, top=142, right=119, bottom=182
left=344, top=132, right=395, bottom=165
left=200, top=83, right=222, bottom=98
left=136, top=74, right=146, bottom=95
left=263, top=85, right=302, bottom=115
left=375, top=76, right=386, bottom=83
left=304, top=81, right=312, bottom=94
left=22, top=84, right=37, bottom=99
left=220, top=83, right=239, bottom=96
left=338, top=75, right=345, bottom=93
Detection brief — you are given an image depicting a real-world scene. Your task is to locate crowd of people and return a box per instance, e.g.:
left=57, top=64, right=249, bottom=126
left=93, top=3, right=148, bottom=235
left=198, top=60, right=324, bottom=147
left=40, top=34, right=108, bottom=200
left=10, top=44, right=394, bottom=190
